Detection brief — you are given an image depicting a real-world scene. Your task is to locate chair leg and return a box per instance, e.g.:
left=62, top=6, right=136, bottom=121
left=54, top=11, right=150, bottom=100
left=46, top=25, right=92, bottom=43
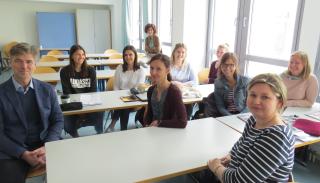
left=103, top=110, right=113, bottom=130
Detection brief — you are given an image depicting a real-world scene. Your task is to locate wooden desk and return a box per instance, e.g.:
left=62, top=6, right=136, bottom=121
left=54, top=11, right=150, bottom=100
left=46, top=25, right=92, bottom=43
left=37, top=59, right=123, bottom=68
left=32, top=70, right=116, bottom=83
left=52, top=53, right=111, bottom=60
left=215, top=105, right=320, bottom=148
left=61, top=84, right=214, bottom=116
left=45, top=118, right=241, bottom=183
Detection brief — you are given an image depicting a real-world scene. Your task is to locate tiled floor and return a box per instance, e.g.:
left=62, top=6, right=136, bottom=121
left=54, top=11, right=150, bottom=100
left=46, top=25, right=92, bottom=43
left=1, top=69, right=320, bottom=183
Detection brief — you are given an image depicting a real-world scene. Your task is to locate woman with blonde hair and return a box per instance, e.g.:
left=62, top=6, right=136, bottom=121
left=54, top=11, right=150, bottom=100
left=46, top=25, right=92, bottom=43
left=280, top=51, right=319, bottom=107
left=170, top=43, right=197, bottom=119
left=199, top=73, right=295, bottom=183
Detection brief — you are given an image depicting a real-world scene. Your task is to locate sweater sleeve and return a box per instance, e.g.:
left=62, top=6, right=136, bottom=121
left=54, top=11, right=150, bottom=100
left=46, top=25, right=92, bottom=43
left=144, top=36, right=151, bottom=54
left=153, top=35, right=161, bottom=53
left=287, top=75, right=319, bottom=107
left=89, top=67, right=97, bottom=92
left=159, top=85, right=187, bottom=128
left=223, top=129, right=294, bottom=183
left=60, top=67, right=72, bottom=95
left=144, top=86, right=155, bottom=125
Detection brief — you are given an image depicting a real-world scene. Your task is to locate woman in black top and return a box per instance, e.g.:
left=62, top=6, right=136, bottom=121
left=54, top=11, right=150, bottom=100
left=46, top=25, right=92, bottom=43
left=60, top=44, right=104, bottom=137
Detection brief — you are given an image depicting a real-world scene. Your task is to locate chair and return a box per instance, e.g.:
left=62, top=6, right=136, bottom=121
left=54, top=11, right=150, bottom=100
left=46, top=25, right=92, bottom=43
left=104, top=49, right=118, bottom=54
left=198, top=68, right=210, bottom=84
left=138, top=53, right=146, bottom=58
left=2, top=41, right=18, bottom=58
left=106, top=77, right=114, bottom=91
left=33, top=67, right=57, bottom=85
left=2, top=41, right=18, bottom=69
left=104, top=77, right=115, bottom=129
left=47, top=50, right=63, bottom=56
left=26, top=166, right=46, bottom=182
left=109, top=53, right=123, bottom=59
left=33, top=67, right=56, bottom=74
left=40, top=55, right=59, bottom=62
left=108, top=53, right=123, bottom=69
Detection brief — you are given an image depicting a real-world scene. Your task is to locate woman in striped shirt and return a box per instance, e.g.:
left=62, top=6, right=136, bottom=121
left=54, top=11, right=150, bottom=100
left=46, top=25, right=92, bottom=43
left=206, top=73, right=295, bottom=182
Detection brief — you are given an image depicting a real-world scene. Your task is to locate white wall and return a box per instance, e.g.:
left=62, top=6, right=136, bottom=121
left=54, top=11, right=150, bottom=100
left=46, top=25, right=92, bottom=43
left=0, top=0, right=124, bottom=51
left=299, top=0, right=320, bottom=70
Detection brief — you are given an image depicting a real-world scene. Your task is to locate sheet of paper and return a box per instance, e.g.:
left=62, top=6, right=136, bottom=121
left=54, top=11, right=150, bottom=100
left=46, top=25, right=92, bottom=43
left=80, top=94, right=102, bottom=106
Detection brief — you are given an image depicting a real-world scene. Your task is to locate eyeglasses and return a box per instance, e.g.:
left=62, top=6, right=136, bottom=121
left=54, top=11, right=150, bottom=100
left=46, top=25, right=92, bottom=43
left=221, top=63, right=235, bottom=69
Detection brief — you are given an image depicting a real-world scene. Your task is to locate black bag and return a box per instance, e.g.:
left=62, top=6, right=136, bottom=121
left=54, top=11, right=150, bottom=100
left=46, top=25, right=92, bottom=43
left=60, top=102, right=83, bottom=111
left=203, top=92, right=220, bottom=118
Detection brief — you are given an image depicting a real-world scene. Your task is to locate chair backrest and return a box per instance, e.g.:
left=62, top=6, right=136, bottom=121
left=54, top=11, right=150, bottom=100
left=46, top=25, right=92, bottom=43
left=26, top=166, right=46, bottom=179
left=198, top=68, right=210, bottom=84
left=47, top=50, right=63, bottom=56
left=138, top=53, right=146, bottom=58
left=109, top=53, right=123, bottom=59
left=33, top=67, right=56, bottom=74
left=104, top=49, right=118, bottom=54
left=40, top=55, right=59, bottom=62
left=2, top=41, right=18, bottom=58
left=106, top=77, right=114, bottom=91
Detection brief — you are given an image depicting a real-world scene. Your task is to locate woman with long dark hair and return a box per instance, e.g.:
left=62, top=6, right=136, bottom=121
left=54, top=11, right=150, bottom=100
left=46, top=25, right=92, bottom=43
left=60, top=44, right=104, bottom=137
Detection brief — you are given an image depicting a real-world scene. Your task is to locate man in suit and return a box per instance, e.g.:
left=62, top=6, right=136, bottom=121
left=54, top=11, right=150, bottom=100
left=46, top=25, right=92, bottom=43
left=0, top=42, right=64, bottom=183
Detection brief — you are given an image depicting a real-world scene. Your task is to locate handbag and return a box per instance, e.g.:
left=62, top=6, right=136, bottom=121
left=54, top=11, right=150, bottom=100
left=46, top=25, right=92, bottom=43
left=60, top=102, right=83, bottom=111
left=293, top=118, right=320, bottom=136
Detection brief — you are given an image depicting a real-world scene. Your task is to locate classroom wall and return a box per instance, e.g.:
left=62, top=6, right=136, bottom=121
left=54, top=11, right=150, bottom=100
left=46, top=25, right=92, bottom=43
left=0, top=0, right=123, bottom=51
left=299, top=0, right=320, bottom=70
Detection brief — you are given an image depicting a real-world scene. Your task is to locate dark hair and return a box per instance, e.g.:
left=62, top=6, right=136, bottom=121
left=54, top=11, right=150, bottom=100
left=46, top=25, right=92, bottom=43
left=122, top=45, right=140, bottom=72
left=10, top=42, right=38, bottom=58
left=148, top=53, right=172, bottom=81
left=218, top=52, right=240, bottom=79
left=144, top=23, right=157, bottom=34
left=69, top=44, right=89, bottom=77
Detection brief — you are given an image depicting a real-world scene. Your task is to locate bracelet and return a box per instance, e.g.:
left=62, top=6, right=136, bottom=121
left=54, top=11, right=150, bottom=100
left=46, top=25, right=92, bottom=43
left=213, top=165, right=223, bottom=174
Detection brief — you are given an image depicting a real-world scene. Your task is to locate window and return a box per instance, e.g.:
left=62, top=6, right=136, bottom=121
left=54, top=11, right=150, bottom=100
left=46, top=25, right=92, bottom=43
left=210, top=0, right=238, bottom=60
left=207, top=0, right=303, bottom=77
left=238, top=0, right=303, bottom=76
left=156, top=0, right=172, bottom=55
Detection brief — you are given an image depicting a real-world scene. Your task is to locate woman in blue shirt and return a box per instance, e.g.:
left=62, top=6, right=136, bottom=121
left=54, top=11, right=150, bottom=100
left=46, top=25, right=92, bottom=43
left=170, top=43, right=197, bottom=119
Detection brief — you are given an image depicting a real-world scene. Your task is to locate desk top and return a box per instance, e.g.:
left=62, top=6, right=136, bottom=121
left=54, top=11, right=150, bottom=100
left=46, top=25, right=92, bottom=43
left=61, top=84, right=214, bottom=115
left=52, top=53, right=111, bottom=60
left=45, top=117, right=241, bottom=183
left=215, top=104, right=320, bottom=148
left=37, top=59, right=123, bottom=68
left=32, top=70, right=115, bottom=83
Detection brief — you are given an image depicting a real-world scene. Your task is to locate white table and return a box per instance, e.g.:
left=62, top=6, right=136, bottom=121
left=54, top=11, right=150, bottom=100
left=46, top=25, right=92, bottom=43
left=32, top=70, right=116, bottom=83
left=61, top=84, right=214, bottom=116
left=52, top=53, right=111, bottom=60
left=215, top=104, right=320, bottom=148
left=37, top=59, right=123, bottom=68
left=45, top=118, right=241, bottom=183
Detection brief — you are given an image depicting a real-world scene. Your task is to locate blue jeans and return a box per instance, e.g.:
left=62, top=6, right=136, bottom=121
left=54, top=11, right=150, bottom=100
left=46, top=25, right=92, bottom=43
left=64, top=112, right=104, bottom=137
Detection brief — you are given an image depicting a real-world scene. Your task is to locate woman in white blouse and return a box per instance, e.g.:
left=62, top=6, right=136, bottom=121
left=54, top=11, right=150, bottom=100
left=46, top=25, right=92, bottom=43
left=106, top=45, right=146, bottom=131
